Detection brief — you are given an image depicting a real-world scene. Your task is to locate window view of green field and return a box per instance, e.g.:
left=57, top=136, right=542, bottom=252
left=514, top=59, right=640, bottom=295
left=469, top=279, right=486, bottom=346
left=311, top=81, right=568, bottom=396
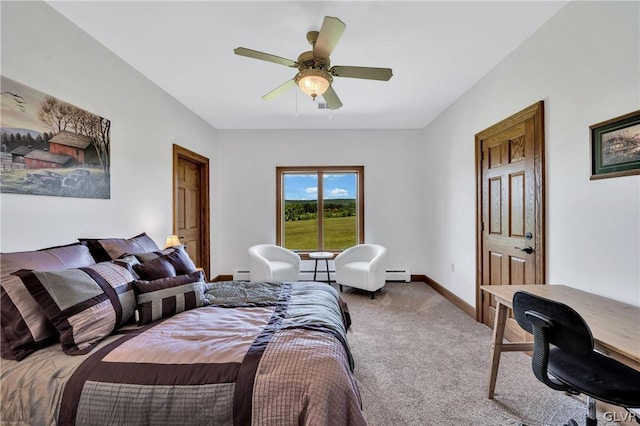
left=283, top=173, right=358, bottom=252
left=284, top=199, right=357, bottom=250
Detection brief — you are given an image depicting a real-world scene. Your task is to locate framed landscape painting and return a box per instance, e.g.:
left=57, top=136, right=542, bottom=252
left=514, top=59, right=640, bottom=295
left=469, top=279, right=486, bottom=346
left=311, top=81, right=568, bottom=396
left=0, top=76, right=110, bottom=198
left=590, top=110, right=640, bottom=180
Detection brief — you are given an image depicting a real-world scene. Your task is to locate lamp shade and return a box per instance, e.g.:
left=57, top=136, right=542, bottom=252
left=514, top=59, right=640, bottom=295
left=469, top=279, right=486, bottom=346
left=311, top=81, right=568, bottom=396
left=165, top=235, right=181, bottom=248
left=295, top=69, right=331, bottom=100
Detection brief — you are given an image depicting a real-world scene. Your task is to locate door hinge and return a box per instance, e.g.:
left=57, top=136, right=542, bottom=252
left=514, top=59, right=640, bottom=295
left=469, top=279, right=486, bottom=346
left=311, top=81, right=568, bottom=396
left=481, top=222, right=485, bottom=232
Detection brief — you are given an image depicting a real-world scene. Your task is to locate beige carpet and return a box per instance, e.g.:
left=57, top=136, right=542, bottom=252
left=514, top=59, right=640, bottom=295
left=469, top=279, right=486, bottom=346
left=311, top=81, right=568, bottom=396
left=337, top=282, right=620, bottom=426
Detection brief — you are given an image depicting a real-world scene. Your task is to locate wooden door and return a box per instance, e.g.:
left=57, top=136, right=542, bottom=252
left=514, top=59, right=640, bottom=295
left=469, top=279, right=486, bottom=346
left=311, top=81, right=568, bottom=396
left=476, top=101, right=545, bottom=342
left=173, top=145, right=210, bottom=279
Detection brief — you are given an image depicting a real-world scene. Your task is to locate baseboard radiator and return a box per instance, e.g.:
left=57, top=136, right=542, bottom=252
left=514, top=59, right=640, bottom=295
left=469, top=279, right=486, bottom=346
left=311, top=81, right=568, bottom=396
left=233, top=269, right=410, bottom=282
left=385, top=269, right=411, bottom=282
left=233, top=270, right=250, bottom=281
left=234, top=270, right=335, bottom=281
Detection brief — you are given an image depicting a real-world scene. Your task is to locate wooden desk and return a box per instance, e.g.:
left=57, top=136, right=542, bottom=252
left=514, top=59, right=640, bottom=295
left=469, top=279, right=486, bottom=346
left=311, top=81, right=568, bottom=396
left=481, top=284, right=640, bottom=399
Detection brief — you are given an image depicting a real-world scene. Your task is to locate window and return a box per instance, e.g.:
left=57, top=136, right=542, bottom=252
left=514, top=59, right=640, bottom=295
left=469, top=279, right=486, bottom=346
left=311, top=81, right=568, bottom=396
left=276, top=166, right=364, bottom=255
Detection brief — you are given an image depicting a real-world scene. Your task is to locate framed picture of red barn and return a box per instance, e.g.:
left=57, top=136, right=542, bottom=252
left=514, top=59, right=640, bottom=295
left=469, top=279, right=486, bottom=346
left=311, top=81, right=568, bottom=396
left=0, top=76, right=110, bottom=198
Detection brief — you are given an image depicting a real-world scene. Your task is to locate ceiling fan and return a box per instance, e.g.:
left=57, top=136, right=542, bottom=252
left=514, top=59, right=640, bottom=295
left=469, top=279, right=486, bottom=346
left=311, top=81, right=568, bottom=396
left=234, top=16, right=393, bottom=110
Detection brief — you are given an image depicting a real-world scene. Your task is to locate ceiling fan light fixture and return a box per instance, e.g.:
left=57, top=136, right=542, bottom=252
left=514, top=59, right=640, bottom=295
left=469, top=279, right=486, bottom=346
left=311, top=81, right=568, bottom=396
left=234, top=16, right=391, bottom=110
left=295, top=69, right=331, bottom=100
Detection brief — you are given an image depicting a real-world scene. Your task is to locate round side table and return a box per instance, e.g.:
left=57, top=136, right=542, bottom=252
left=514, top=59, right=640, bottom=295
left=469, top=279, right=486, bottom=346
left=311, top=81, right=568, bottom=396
left=309, top=251, right=334, bottom=284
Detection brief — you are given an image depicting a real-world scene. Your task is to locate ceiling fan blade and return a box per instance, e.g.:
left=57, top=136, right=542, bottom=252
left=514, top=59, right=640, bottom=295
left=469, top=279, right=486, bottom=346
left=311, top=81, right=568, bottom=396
left=330, top=66, right=393, bottom=81
left=234, top=47, right=297, bottom=68
left=313, top=16, right=346, bottom=59
left=322, top=86, right=343, bottom=110
left=262, top=79, right=297, bottom=101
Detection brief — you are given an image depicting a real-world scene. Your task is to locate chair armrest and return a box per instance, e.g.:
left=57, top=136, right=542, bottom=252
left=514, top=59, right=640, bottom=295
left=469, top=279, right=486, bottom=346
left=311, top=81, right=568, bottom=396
left=249, top=253, right=273, bottom=282
left=367, top=249, right=387, bottom=287
left=282, top=248, right=302, bottom=264
left=368, top=247, right=387, bottom=271
left=267, top=247, right=300, bottom=263
left=283, top=249, right=301, bottom=276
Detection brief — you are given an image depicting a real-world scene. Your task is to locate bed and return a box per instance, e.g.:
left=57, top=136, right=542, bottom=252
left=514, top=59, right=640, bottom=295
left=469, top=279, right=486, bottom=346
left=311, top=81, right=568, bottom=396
left=0, top=234, right=365, bottom=425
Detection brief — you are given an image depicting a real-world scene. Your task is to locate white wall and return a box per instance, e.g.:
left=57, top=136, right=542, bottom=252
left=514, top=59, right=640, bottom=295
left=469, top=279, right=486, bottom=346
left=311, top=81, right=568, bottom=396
left=3, top=1, right=637, bottom=308
left=214, top=130, right=424, bottom=276
left=422, top=1, right=640, bottom=306
left=0, top=2, right=218, bottom=262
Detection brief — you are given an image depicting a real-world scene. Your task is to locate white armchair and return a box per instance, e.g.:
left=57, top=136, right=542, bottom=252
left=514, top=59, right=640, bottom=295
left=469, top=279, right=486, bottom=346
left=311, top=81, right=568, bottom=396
left=335, top=244, right=387, bottom=299
left=248, top=244, right=301, bottom=282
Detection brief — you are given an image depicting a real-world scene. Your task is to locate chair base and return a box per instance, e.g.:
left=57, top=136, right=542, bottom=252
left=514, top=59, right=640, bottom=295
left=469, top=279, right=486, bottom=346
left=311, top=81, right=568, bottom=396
left=562, top=396, right=597, bottom=426
left=338, top=284, right=379, bottom=299
left=562, top=417, right=595, bottom=426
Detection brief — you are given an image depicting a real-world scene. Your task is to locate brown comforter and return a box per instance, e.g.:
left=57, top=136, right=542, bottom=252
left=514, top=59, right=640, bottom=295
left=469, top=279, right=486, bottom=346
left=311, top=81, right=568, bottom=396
left=0, top=281, right=365, bottom=425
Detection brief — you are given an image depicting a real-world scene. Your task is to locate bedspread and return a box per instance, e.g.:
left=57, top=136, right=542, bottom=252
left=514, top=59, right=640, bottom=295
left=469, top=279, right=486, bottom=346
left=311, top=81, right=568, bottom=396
left=0, top=281, right=365, bottom=426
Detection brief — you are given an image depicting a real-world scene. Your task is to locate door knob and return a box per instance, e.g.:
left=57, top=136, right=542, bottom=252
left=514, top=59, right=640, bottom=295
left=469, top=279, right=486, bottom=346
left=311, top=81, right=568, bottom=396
left=515, top=246, right=534, bottom=254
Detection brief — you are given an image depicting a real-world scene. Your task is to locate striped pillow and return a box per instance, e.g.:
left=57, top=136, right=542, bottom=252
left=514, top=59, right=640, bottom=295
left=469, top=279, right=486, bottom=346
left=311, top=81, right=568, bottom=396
left=15, top=262, right=136, bottom=355
left=1, top=243, right=96, bottom=360
left=133, top=270, right=206, bottom=325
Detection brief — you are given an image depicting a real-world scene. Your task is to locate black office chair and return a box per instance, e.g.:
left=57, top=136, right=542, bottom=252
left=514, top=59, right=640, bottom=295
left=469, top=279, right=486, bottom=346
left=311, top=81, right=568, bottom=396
left=512, top=291, right=640, bottom=426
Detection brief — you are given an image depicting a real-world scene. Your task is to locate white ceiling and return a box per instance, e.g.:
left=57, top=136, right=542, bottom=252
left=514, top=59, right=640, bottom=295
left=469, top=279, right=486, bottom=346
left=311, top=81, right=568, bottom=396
left=47, top=1, right=567, bottom=130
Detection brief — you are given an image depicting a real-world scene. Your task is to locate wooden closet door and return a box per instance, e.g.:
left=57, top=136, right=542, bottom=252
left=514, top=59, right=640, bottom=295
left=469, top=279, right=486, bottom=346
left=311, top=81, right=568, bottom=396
left=173, top=145, right=210, bottom=279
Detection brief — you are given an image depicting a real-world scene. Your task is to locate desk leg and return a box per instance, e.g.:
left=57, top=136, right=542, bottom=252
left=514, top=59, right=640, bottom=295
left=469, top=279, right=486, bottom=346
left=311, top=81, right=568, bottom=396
left=488, top=301, right=509, bottom=399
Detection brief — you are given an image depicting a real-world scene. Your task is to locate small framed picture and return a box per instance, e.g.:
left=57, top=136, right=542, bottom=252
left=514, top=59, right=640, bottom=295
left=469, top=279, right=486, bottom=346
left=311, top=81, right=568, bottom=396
left=590, top=110, right=640, bottom=180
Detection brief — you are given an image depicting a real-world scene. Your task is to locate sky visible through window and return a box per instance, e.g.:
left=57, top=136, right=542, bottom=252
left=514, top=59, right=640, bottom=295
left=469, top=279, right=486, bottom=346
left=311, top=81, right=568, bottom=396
left=284, top=173, right=356, bottom=200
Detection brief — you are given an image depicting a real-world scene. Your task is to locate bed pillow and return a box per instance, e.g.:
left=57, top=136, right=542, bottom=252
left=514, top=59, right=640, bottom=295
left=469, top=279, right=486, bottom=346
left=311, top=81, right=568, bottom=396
left=113, top=255, right=142, bottom=280
left=133, top=256, right=177, bottom=281
left=133, top=248, right=174, bottom=263
left=79, top=232, right=159, bottom=263
left=14, top=261, right=136, bottom=355
left=133, top=270, right=206, bottom=325
left=1, top=243, right=96, bottom=361
left=161, top=247, right=197, bottom=274
left=133, top=247, right=196, bottom=278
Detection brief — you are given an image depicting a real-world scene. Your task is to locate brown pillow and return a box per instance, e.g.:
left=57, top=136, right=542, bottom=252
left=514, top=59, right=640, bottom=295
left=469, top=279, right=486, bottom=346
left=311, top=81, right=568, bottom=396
left=163, top=247, right=197, bottom=275
left=79, top=232, right=159, bottom=262
left=133, top=257, right=177, bottom=280
left=134, top=247, right=197, bottom=275
left=134, top=249, right=173, bottom=263
left=1, top=243, right=96, bottom=360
